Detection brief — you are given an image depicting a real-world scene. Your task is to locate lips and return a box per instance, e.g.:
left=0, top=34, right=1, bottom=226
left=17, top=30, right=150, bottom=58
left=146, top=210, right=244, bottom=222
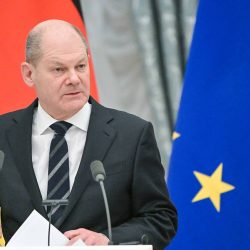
left=65, top=91, right=81, bottom=96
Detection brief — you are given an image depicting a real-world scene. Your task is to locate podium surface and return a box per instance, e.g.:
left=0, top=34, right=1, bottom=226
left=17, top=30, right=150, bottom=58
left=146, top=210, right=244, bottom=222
left=5, top=246, right=152, bottom=250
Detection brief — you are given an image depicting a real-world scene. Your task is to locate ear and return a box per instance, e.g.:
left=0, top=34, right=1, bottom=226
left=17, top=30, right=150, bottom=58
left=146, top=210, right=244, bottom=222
left=21, top=62, right=35, bottom=87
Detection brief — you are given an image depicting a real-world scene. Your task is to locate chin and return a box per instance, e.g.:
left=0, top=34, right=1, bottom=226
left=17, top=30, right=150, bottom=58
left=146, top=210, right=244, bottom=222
left=67, top=101, right=85, bottom=114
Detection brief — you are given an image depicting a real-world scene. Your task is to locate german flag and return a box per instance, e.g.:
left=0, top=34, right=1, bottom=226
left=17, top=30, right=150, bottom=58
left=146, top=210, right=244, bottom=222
left=0, top=0, right=98, bottom=114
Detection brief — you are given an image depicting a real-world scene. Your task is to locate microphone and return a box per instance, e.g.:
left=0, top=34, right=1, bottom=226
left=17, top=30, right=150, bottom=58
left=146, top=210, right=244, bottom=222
left=90, top=160, right=106, bottom=182
left=42, top=199, right=69, bottom=246
left=90, top=160, right=113, bottom=244
left=0, top=150, right=5, bottom=171
left=118, top=234, right=149, bottom=245
left=141, top=234, right=149, bottom=244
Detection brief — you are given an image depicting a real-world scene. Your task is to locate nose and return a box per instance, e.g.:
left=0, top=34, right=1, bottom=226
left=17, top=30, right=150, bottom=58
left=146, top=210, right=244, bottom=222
left=66, top=70, right=80, bottom=85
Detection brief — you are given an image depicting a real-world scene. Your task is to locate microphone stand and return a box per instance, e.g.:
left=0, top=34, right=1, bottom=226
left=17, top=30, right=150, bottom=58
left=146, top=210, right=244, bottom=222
left=90, top=160, right=113, bottom=245
left=99, top=180, right=113, bottom=244
left=42, top=199, right=68, bottom=246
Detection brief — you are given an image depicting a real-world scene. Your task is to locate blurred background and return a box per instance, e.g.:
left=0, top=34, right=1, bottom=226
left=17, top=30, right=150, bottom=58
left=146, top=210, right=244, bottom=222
left=81, top=0, right=198, bottom=170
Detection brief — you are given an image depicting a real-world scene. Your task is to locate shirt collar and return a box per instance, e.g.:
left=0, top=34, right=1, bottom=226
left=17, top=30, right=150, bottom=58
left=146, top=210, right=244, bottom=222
left=35, top=102, right=92, bottom=135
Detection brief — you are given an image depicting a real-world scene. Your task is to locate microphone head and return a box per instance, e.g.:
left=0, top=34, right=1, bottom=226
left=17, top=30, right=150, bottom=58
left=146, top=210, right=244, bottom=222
left=141, top=234, right=149, bottom=245
left=90, top=160, right=106, bottom=182
left=0, top=150, right=5, bottom=171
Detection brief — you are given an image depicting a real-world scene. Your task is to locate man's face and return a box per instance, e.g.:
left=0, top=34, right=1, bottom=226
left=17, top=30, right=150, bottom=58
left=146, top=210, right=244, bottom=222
left=28, top=30, right=90, bottom=120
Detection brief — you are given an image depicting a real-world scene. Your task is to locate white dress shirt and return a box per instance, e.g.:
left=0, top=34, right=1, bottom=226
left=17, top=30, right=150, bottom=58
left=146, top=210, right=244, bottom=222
left=32, top=102, right=92, bottom=200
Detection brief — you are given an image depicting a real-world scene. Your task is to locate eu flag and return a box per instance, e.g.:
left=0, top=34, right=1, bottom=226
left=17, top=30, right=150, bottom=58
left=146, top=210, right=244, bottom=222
left=168, top=1, right=250, bottom=249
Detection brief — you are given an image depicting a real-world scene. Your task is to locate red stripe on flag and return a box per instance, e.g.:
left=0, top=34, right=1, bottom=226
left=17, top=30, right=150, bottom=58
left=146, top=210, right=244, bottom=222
left=0, top=0, right=98, bottom=114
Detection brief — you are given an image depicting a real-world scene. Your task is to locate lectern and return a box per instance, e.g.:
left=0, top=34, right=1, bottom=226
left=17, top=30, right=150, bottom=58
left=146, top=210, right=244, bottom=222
left=5, top=246, right=152, bottom=250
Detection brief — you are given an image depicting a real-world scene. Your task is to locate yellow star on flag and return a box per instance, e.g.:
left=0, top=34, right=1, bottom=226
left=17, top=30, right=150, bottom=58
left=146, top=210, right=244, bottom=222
left=172, top=131, right=181, bottom=141
left=192, top=163, right=235, bottom=212
left=0, top=236, right=5, bottom=247
left=0, top=208, right=5, bottom=246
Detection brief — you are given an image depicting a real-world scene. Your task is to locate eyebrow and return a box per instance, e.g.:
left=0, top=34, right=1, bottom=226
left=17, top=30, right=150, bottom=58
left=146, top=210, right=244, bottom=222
left=76, top=57, right=88, bottom=64
left=49, top=57, right=87, bottom=66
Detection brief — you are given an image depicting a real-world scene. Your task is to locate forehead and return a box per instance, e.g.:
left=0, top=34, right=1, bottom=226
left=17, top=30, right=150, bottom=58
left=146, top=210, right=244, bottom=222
left=39, top=27, right=87, bottom=63
left=41, top=49, right=88, bottom=65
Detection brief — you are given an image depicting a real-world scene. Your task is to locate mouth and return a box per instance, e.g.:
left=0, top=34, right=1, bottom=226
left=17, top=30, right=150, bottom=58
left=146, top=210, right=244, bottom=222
left=65, top=91, right=81, bottom=96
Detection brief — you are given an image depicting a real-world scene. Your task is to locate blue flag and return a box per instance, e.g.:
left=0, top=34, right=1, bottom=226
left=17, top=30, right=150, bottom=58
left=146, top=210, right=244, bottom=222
left=168, top=1, right=250, bottom=249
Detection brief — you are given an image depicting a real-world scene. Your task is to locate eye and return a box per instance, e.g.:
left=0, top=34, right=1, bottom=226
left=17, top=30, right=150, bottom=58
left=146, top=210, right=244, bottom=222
left=55, top=67, right=64, bottom=72
left=53, top=67, right=65, bottom=76
left=76, top=64, right=86, bottom=71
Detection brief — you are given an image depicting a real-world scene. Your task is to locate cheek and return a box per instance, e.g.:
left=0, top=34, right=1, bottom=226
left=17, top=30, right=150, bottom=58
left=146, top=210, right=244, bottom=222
left=81, top=75, right=90, bottom=89
left=36, top=79, right=61, bottom=101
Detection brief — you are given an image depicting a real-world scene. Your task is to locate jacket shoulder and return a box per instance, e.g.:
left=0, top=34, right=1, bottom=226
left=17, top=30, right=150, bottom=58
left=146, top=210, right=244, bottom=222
left=0, top=100, right=37, bottom=129
left=90, top=98, right=151, bottom=133
left=102, top=105, right=151, bottom=133
left=0, top=109, right=26, bottom=129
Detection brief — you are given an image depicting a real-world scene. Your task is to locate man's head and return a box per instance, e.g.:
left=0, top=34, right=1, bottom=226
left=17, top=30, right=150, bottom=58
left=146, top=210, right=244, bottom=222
left=21, top=19, right=90, bottom=120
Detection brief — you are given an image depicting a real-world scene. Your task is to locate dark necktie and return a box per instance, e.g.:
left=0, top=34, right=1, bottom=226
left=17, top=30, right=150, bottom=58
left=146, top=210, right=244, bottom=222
left=47, top=121, right=72, bottom=226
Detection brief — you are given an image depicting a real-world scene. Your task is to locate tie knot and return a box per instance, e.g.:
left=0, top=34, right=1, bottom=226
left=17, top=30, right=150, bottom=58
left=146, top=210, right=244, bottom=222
left=50, top=121, right=72, bottom=136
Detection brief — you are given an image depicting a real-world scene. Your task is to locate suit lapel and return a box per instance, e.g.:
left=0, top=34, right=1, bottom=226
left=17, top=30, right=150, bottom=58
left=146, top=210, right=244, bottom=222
left=5, top=98, right=116, bottom=226
left=58, top=98, right=117, bottom=227
left=6, top=100, right=47, bottom=217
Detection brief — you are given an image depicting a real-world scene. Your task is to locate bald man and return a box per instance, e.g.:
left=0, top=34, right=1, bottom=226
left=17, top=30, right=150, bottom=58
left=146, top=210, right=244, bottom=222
left=0, top=20, right=177, bottom=249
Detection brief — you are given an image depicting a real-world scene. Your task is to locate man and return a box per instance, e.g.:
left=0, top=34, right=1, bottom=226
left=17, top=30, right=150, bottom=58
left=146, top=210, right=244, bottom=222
left=0, top=20, right=177, bottom=249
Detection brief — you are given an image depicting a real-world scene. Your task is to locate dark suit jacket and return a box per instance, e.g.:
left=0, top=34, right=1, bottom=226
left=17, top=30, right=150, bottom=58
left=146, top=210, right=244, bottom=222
left=0, top=97, right=177, bottom=250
